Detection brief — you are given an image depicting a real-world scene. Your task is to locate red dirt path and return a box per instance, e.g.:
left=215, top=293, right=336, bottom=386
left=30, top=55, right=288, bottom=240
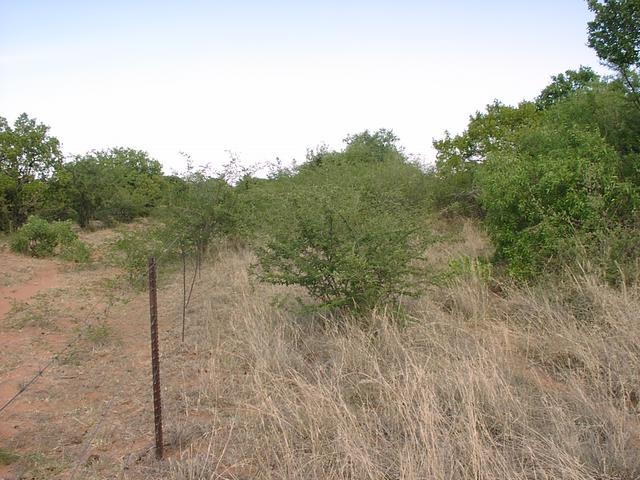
left=0, top=231, right=193, bottom=479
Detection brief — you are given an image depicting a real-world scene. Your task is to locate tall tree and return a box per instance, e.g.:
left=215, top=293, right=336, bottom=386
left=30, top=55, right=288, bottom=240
left=587, top=0, right=640, bottom=107
left=0, top=113, right=62, bottom=230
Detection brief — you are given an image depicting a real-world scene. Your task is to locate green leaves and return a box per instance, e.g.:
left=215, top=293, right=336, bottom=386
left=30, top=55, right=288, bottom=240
left=0, top=113, right=62, bottom=181
left=588, top=0, right=640, bottom=74
left=478, top=122, right=637, bottom=279
left=252, top=136, right=430, bottom=314
left=535, top=67, right=600, bottom=110
left=62, top=148, right=165, bottom=227
left=10, top=216, right=90, bottom=262
left=588, top=0, right=640, bottom=108
left=431, top=101, right=538, bottom=217
left=0, top=113, right=62, bottom=230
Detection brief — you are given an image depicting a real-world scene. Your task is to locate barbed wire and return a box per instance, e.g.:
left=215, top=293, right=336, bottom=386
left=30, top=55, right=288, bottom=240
left=0, top=226, right=209, bottom=479
left=68, top=396, right=117, bottom=480
left=0, top=231, right=185, bottom=417
left=68, top=233, right=203, bottom=475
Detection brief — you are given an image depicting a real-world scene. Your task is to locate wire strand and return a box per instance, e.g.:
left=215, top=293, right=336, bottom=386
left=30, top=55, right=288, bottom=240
left=0, top=230, right=185, bottom=417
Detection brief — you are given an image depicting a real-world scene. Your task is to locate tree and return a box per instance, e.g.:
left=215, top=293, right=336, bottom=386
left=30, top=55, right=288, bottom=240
left=62, top=148, right=164, bottom=227
left=0, top=113, right=62, bottom=230
left=431, top=101, right=538, bottom=216
left=587, top=0, right=640, bottom=107
left=535, top=66, right=601, bottom=109
left=343, top=129, right=405, bottom=164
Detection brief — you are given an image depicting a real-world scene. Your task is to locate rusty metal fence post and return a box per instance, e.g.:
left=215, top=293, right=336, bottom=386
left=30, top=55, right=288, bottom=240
left=182, top=249, right=186, bottom=343
left=148, top=256, right=163, bottom=460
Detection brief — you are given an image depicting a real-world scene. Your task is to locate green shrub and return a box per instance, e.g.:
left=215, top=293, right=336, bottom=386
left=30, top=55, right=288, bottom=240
left=431, top=101, right=539, bottom=218
left=252, top=138, right=430, bottom=313
left=108, top=226, right=171, bottom=287
left=110, top=231, right=156, bottom=286
left=256, top=189, right=426, bottom=312
left=477, top=124, right=639, bottom=280
left=10, top=216, right=57, bottom=256
left=62, top=148, right=165, bottom=228
left=9, top=216, right=90, bottom=261
left=109, top=164, right=238, bottom=287
left=156, top=173, right=238, bottom=256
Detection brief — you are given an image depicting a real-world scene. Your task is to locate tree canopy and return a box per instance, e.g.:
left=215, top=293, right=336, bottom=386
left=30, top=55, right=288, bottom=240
left=0, top=113, right=62, bottom=230
left=588, top=0, right=640, bottom=107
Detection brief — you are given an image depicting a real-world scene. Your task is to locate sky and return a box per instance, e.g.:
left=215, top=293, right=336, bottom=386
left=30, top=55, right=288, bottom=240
left=0, top=1, right=606, bottom=174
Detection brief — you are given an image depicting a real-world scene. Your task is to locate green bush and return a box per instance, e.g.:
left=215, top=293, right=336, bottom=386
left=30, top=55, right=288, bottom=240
left=256, top=188, right=426, bottom=312
left=9, top=216, right=90, bottom=261
left=252, top=134, right=430, bottom=313
left=0, top=113, right=63, bottom=232
left=109, top=227, right=167, bottom=287
left=477, top=124, right=639, bottom=280
left=157, top=172, right=238, bottom=256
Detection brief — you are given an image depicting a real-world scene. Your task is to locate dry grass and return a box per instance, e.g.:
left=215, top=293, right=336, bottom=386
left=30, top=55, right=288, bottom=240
left=163, top=226, right=640, bottom=479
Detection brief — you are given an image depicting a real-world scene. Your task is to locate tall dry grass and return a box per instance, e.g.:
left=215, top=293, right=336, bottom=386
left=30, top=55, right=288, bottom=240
left=168, top=225, right=640, bottom=480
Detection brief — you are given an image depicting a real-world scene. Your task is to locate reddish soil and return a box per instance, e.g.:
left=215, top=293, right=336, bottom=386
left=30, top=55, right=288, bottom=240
left=0, top=258, right=66, bottom=451
left=0, top=229, right=197, bottom=479
left=0, top=264, right=61, bottom=318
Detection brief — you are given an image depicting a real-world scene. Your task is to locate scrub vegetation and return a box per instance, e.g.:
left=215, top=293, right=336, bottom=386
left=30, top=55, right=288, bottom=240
left=2, top=1, right=640, bottom=478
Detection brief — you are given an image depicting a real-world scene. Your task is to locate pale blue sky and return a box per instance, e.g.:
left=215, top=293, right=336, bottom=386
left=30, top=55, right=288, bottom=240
left=0, top=1, right=605, bottom=172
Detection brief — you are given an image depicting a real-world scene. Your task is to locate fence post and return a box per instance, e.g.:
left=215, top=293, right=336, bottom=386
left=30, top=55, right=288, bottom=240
left=182, top=249, right=186, bottom=343
left=148, top=256, right=163, bottom=460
